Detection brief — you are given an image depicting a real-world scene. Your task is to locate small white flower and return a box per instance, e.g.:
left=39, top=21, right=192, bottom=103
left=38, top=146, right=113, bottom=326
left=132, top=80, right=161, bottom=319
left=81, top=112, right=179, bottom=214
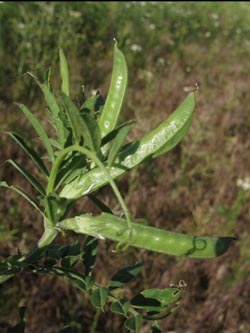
left=157, top=58, right=165, bottom=65
left=149, top=23, right=155, bottom=30
left=42, top=4, right=54, bottom=15
left=237, top=178, right=250, bottom=191
left=144, top=71, right=153, bottom=79
left=130, top=44, right=142, bottom=52
left=91, top=89, right=98, bottom=96
left=205, top=31, right=211, bottom=38
left=69, top=10, right=81, bottom=18
left=211, top=13, right=219, bottom=20
left=17, top=23, right=25, bottom=29
left=168, top=39, right=175, bottom=45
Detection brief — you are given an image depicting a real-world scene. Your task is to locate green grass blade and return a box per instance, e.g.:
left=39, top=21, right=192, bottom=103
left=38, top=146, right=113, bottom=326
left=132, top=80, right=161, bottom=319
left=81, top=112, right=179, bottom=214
left=0, top=181, right=44, bottom=216
left=7, top=159, right=46, bottom=195
left=59, top=47, right=70, bottom=96
left=8, top=131, right=49, bottom=177
left=16, top=103, right=55, bottom=162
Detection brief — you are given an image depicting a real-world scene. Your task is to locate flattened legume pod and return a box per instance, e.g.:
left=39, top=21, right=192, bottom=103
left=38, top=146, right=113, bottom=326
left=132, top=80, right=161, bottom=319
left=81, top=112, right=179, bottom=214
left=98, top=41, right=128, bottom=138
left=60, top=92, right=195, bottom=199
left=57, top=213, right=235, bottom=259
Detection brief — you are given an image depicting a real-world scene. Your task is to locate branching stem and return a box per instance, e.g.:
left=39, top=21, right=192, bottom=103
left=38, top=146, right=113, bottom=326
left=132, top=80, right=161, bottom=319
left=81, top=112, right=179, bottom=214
left=47, top=145, right=132, bottom=228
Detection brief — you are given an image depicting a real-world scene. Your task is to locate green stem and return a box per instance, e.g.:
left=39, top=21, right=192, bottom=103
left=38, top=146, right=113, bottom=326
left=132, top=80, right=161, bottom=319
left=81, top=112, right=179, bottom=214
left=90, top=309, right=101, bottom=333
left=37, top=228, right=58, bottom=248
left=47, top=145, right=132, bottom=228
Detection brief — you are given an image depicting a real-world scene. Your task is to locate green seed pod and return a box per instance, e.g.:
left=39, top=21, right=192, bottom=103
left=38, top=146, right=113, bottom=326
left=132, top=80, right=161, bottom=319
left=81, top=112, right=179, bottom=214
left=60, top=92, right=195, bottom=199
left=57, top=213, right=235, bottom=259
left=98, top=41, right=128, bottom=138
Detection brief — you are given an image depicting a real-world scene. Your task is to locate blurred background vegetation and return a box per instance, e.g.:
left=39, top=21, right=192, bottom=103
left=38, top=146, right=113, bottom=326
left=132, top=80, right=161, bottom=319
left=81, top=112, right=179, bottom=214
left=0, top=2, right=250, bottom=332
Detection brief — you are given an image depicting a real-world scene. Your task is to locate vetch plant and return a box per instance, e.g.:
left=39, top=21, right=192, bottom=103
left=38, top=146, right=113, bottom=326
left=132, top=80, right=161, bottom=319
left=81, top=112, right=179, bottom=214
left=0, top=41, right=235, bottom=332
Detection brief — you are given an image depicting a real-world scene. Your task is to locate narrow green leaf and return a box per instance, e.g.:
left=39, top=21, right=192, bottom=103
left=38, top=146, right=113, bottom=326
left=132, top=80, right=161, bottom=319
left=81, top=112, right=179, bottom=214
left=90, top=287, right=108, bottom=311
left=41, top=193, right=69, bottom=223
left=88, top=194, right=113, bottom=214
left=83, top=236, right=98, bottom=276
left=124, top=314, right=142, bottom=333
left=16, top=103, right=55, bottom=161
left=50, top=138, right=62, bottom=150
left=60, top=241, right=82, bottom=269
left=43, top=67, right=52, bottom=90
left=101, top=120, right=136, bottom=147
left=0, top=181, right=44, bottom=216
left=8, top=131, right=49, bottom=177
left=7, top=159, right=45, bottom=195
left=107, top=120, right=135, bottom=168
left=33, top=266, right=87, bottom=291
left=81, top=112, right=101, bottom=152
left=61, top=93, right=101, bottom=151
left=37, top=80, right=65, bottom=148
left=109, top=263, right=143, bottom=290
left=59, top=241, right=81, bottom=257
left=59, top=47, right=70, bottom=96
left=55, top=153, right=87, bottom=188
left=61, top=93, right=82, bottom=144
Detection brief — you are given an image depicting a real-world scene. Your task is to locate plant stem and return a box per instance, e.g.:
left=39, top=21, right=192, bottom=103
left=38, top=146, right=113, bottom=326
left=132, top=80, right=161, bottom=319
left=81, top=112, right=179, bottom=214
left=37, top=228, right=58, bottom=248
left=47, top=145, right=132, bottom=228
left=90, top=309, right=101, bottom=333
